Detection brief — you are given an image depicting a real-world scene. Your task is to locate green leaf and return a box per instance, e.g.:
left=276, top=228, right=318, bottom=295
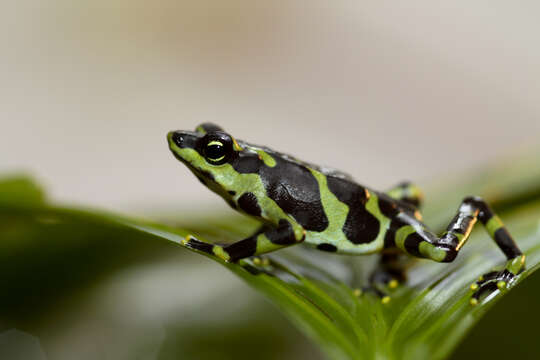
left=0, top=175, right=46, bottom=207
left=1, top=148, right=540, bottom=359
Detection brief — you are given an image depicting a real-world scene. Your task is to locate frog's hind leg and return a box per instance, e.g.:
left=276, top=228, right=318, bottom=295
left=369, top=252, right=409, bottom=288
left=386, top=181, right=424, bottom=209
left=364, top=252, right=411, bottom=302
left=392, top=196, right=525, bottom=302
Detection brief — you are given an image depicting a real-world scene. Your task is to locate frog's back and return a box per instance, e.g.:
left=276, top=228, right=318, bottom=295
left=237, top=141, right=399, bottom=254
left=239, top=145, right=333, bottom=233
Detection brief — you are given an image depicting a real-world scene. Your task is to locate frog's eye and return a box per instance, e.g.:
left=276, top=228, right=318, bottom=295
left=201, top=133, right=234, bottom=165
left=205, top=141, right=226, bottom=162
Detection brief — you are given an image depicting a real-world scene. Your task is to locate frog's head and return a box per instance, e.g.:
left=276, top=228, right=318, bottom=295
left=167, top=123, right=249, bottom=200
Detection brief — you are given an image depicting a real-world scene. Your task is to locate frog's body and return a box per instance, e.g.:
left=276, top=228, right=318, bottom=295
left=167, top=123, right=525, bottom=302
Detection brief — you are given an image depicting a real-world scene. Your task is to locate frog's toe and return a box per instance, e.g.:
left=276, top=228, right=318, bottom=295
left=388, top=279, right=399, bottom=289
left=360, top=285, right=393, bottom=304
left=361, top=285, right=385, bottom=297
left=251, top=256, right=271, bottom=267
left=182, top=235, right=211, bottom=253
left=369, top=269, right=403, bottom=291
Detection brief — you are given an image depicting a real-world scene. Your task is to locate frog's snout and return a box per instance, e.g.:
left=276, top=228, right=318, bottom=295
left=167, top=130, right=201, bottom=151
left=167, top=131, right=185, bottom=149
left=167, top=131, right=193, bottom=149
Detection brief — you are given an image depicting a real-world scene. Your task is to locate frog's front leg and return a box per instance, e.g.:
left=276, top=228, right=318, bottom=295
left=184, top=219, right=306, bottom=262
left=386, top=181, right=424, bottom=209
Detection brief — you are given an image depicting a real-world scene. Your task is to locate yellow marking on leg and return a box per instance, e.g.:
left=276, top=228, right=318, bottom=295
left=254, top=234, right=292, bottom=255
left=486, top=216, right=504, bottom=237
left=470, top=298, right=478, bottom=306
left=395, top=225, right=417, bottom=252
left=508, top=255, right=526, bottom=275
left=419, top=242, right=447, bottom=262
left=381, top=296, right=391, bottom=304
left=388, top=279, right=399, bottom=289
left=212, top=246, right=231, bottom=262
left=453, top=232, right=469, bottom=251
left=253, top=257, right=262, bottom=266
left=353, top=288, right=362, bottom=297
left=182, top=234, right=194, bottom=245
left=470, top=283, right=479, bottom=291
left=497, top=281, right=507, bottom=290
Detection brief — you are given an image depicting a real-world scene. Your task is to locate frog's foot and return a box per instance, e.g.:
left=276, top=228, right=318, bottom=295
left=469, top=255, right=526, bottom=305
left=369, top=265, right=405, bottom=290
left=371, top=271, right=401, bottom=289
left=358, top=286, right=392, bottom=304
left=360, top=270, right=400, bottom=303
left=251, top=256, right=271, bottom=267
left=182, top=235, right=214, bottom=254
left=237, top=256, right=274, bottom=275
left=469, top=269, right=516, bottom=305
left=181, top=235, right=231, bottom=262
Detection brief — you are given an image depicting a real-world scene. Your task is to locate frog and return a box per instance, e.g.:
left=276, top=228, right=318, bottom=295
left=167, top=123, right=525, bottom=304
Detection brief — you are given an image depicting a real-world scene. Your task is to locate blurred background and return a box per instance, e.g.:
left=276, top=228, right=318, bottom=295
left=1, top=1, right=540, bottom=359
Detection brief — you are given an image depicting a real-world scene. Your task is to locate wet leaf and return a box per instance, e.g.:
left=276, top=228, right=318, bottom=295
left=1, top=148, right=540, bottom=359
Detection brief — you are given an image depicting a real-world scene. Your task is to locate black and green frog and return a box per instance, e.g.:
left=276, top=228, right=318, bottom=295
left=167, top=123, right=525, bottom=303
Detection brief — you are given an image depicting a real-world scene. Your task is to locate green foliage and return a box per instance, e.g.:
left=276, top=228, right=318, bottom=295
left=1, top=151, right=540, bottom=359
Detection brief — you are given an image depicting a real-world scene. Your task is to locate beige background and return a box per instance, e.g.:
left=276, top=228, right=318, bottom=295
left=2, top=1, right=539, bottom=214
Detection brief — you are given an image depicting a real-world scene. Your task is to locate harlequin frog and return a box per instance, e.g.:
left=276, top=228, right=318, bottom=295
left=167, top=123, right=525, bottom=303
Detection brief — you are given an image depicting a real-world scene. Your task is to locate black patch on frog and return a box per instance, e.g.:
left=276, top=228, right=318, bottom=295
left=494, top=228, right=522, bottom=259
left=404, top=232, right=424, bottom=258
left=317, top=243, right=337, bottom=252
left=232, top=152, right=262, bottom=173
left=261, top=159, right=329, bottom=232
left=378, top=192, right=419, bottom=219
left=228, top=190, right=236, bottom=196
left=238, top=192, right=262, bottom=217
left=383, top=217, right=407, bottom=248
left=225, top=237, right=258, bottom=262
left=377, top=194, right=400, bottom=218
left=233, top=152, right=329, bottom=232
left=327, top=177, right=379, bottom=244
left=266, top=219, right=299, bottom=245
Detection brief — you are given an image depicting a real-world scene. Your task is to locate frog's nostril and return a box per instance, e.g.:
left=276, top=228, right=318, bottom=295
left=169, top=132, right=184, bottom=148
